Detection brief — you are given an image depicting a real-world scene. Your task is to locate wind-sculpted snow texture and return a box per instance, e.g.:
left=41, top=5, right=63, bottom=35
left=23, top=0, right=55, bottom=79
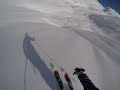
left=0, top=0, right=120, bottom=90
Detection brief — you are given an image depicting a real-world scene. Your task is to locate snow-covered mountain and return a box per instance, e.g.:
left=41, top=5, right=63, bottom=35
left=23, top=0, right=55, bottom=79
left=0, top=0, right=120, bottom=90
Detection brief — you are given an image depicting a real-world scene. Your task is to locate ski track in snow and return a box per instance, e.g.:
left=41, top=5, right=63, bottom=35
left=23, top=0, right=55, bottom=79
left=0, top=0, right=120, bottom=90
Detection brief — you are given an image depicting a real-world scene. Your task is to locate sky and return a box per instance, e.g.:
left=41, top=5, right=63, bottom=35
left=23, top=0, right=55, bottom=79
left=98, top=0, right=120, bottom=14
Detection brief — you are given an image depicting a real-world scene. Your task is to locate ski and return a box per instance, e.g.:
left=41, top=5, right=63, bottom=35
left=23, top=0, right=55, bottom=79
left=64, top=72, right=73, bottom=90
left=50, top=63, right=64, bottom=90
left=60, top=67, right=74, bottom=90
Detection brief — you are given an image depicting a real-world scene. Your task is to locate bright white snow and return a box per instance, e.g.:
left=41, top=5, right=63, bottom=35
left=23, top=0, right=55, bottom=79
left=0, top=0, right=120, bottom=90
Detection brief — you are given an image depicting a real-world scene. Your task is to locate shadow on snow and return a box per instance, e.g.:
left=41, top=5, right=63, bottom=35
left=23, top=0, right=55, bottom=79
left=23, top=33, right=60, bottom=90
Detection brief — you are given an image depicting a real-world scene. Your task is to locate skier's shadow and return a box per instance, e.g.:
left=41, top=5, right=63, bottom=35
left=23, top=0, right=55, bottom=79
left=23, top=33, right=59, bottom=90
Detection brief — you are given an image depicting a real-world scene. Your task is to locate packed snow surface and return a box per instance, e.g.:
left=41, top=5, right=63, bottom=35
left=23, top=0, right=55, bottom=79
left=0, top=0, right=120, bottom=90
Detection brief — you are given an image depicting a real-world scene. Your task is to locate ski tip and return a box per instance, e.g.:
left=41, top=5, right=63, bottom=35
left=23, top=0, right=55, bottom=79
left=60, top=67, right=65, bottom=72
left=50, top=62, right=54, bottom=68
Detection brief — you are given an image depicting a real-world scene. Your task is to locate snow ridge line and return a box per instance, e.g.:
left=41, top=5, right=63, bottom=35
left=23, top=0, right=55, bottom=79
left=33, top=39, right=73, bottom=90
left=34, top=38, right=63, bottom=69
left=24, top=58, right=27, bottom=90
left=34, top=39, right=76, bottom=89
left=24, top=52, right=37, bottom=90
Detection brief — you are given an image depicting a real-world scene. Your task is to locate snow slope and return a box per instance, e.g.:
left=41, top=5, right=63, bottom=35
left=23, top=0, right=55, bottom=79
left=0, top=0, right=120, bottom=90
